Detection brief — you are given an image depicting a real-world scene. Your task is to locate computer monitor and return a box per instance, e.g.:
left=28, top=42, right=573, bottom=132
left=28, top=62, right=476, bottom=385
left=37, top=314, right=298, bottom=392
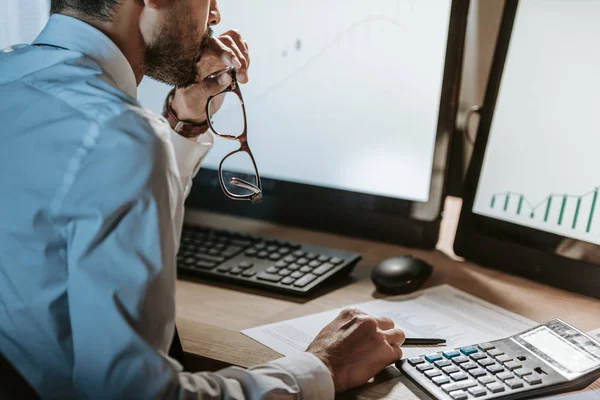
left=455, top=0, right=600, bottom=298
left=138, top=0, right=469, bottom=248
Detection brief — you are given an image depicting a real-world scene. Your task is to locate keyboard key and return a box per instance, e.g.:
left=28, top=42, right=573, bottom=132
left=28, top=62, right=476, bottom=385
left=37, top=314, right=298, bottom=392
left=450, top=372, right=468, bottom=381
left=217, top=265, right=231, bottom=273
left=281, top=277, right=295, bottom=285
left=242, top=269, right=256, bottom=278
left=486, top=382, right=505, bottom=393
left=278, top=269, right=291, bottom=276
left=432, top=375, right=450, bottom=386
left=293, top=250, right=306, bottom=257
left=318, top=255, right=330, bottom=262
left=468, top=386, right=487, bottom=397
left=266, top=266, right=278, bottom=274
left=434, top=360, right=452, bottom=368
left=442, top=366, right=460, bottom=374
left=193, top=260, right=217, bottom=270
left=269, top=253, right=282, bottom=261
left=293, top=273, right=317, bottom=288
left=287, top=263, right=300, bottom=271
left=523, top=374, right=542, bottom=385
left=478, top=376, right=496, bottom=385
left=257, top=272, right=283, bottom=282
left=441, top=379, right=477, bottom=393
left=278, top=248, right=291, bottom=255
left=266, top=245, right=278, bottom=252
left=461, top=362, right=478, bottom=371
left=425, top=353, right=443, bottom=363
left=313, top=263, right=335, bottom=275
left=443, top=350, right=461, bottom=359
left=229, top=266, right=243, bottom=275
left=308, top=260, right=322, bottom=268
left=257, top=251, right=269, bottom=259
left=469, top=368, right=486, bottom=378
left=497, top=371, right=514, bottom=381
left=254, top=243, right=266, bottom=250
left=504, top=361, right=522, bottom=371
left=477, top=358, right=495, bottom=367
left=330, top=257, right=343, bottom=264
left=486, top=364, right=504, bottom=374
left=197, top=254, right=226, bottom=263
left=496, top=354, right=513, bottom=364
left=296, top=258, right=309, bottom=265
left=487, top=349, right=504, bottom=358
left=417, top=363, right=434, bottom=372
left=470, top=352, right=487, bottom=361
left=283, top=255, right=296, bottom=263
left=305, top=252, right=318, bottom=260
left=453, top=356, right=470, bottom=365
left=514, top=368, right=533, bottom=378
left=245, top=249, right=258, bottom=257
left=425, top=369, right=442, bottom=379
left=222, top=246, right=242, bottom=258
left=506, top=377, right=524, bottom=389
left=408, top=357, right=425, bottom=366
left=291, top=271, right=304, bottom=279
left=460, top=346, right=478, bottom=355
left=449, top=390, right=468, bottom=400
left=300, top=266, right=312, bottom=273
left=478, top=342, right=495, bottom=351
left=274, top=260, right=288, bottom=268
left=238, top=261, right=253, bottom=269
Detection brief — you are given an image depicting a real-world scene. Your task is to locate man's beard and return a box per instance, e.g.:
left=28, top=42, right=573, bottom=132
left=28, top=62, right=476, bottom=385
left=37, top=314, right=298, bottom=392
left=144, top=15, right=213, bottom=88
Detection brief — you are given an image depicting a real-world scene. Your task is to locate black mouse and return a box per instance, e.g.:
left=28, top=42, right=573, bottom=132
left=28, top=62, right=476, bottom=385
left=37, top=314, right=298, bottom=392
left=371, top=255, right=433, bottom=295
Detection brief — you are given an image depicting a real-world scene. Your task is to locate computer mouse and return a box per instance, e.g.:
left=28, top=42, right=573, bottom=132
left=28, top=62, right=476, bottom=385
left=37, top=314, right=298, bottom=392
left=371, top=255, right=433, bottom=295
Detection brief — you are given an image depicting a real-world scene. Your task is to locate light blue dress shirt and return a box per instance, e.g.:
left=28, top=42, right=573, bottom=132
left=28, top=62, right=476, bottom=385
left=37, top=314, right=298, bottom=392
left=0, top=14, right=333, bottom=400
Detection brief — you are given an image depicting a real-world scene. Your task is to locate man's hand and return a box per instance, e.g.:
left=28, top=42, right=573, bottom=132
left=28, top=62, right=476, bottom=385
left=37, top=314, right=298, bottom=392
left=171, top=30, right=250, bottom=124
left=307, top=308, right=406, bottom=392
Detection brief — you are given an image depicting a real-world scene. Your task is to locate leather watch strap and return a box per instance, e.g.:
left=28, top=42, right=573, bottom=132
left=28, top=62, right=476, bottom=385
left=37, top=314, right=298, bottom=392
left=162, top=88, right=210, bottom=138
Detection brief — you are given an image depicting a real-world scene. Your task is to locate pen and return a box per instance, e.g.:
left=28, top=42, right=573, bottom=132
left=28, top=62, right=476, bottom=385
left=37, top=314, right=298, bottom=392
left=404, top=338, right=447, bottom=346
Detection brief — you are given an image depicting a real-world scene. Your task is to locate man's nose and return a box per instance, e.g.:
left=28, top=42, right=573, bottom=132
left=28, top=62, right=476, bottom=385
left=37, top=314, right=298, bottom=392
left=209, top=7, right=221, bottom=26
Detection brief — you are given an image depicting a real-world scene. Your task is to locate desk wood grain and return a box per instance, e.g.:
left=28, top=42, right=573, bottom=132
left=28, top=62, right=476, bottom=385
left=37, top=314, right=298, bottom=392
left=175, top=197, right=600, bottom=398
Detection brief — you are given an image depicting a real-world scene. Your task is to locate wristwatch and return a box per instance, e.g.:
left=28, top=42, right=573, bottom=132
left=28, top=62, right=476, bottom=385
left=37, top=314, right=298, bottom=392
left=162, top=88, right=210, bottom=138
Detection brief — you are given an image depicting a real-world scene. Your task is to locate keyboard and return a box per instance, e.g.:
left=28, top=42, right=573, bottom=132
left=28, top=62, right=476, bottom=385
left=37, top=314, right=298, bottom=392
left=176, top=224, right=362, bottom=295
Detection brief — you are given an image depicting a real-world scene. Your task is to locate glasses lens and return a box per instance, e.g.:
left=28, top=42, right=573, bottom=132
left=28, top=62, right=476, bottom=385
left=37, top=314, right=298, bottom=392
left=208, top=92, right=245, bottom=137
left=220, top=151, right=260, bottom=198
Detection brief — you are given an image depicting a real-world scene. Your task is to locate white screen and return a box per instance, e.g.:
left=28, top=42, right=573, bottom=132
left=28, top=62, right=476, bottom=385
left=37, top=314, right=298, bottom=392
left=473, top=0, right=600, bottom=244
left=138, top=0, right=453, bottom=202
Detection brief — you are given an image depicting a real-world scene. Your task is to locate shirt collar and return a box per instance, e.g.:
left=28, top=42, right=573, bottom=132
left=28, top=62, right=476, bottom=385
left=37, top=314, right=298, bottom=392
left=33, top=14, right=137, bottom=99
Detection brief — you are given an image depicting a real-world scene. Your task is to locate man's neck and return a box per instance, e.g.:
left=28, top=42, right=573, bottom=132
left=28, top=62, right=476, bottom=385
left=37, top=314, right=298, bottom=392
left=60, top=7, right=145, bottom=85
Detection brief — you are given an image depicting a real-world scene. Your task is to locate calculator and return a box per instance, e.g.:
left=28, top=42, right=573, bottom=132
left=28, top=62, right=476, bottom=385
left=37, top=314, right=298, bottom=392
left=398, top=319, right=600, bottom=400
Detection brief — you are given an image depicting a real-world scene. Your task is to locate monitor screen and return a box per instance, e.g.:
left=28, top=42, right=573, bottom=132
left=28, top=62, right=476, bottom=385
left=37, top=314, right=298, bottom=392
left=472, top=0, right=600, bottom=246
left=138, top=0, right=454, bottom=203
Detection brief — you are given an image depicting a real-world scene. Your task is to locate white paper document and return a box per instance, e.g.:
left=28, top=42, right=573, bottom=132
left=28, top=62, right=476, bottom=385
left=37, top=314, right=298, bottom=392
left=242, top=285, right=536, bottom=359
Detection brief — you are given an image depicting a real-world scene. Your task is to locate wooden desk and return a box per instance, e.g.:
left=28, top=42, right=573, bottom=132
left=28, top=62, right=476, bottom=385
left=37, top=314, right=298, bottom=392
left=176, top=197, right=600, bottom=399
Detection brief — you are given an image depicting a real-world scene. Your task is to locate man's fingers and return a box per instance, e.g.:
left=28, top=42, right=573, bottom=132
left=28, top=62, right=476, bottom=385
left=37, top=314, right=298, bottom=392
left=218, top=36, right=248, bottom=83
left=221, top=29, right=251, bottom=69
left=390, top=343, right=403, bottom=361
left=383, top=328, right=406, bottom=346
left=204, top=37, right=241, bottom=70
left=374, top=316, right=395, bottom=331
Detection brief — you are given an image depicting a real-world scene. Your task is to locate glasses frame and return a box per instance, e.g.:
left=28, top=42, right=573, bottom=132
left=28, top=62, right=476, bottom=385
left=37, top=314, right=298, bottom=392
left=205, top=67, right=263, bottom=203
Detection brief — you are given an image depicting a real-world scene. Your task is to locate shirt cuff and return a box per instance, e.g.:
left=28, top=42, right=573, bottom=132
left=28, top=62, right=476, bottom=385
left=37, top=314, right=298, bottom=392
left=268, top=352, right=335, bottom=400
left=168, top=128, right=214, bottom=182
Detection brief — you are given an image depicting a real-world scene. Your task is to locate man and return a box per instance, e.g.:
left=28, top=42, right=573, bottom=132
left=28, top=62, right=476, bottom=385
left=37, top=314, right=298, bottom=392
left=0, top=0, right=406, bottom=398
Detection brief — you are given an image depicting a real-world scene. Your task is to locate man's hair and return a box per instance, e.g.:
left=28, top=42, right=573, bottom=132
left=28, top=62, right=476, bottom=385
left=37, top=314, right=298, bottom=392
left=50, top=0, right=122, bottom=22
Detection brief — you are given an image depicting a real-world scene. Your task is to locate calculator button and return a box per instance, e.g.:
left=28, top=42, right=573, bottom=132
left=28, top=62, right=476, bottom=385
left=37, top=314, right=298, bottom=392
left=450, top=372, right=468, bottom=381
left=514, top=368, right=533, bottom=377
left=470, top=352, right=487, bottom=361
left=452, top=356, right=470, bottom=365
left=504, top=361, right=522, bottom=371
left=424, top=353, right=443, bottom=363
left=478, top=376, right=496, bottom=385
left=443, top=350, right=461, bottom=359
left=497, top=371, right=515, bottom=381
left=434, top=360, right=452, bottom=368
left=496, top=354, right=513, bottom=364
left=432, top=375, right=451, bottom=386
left=468, top=386, right=487, bottom=397
left=478, top=342, right=495, bottom=351
left=443, top=366, right=460, bottom=374
left=486, top=382, right=505, bottom=393
left=408, top=357, right=425, bottom=366
left=449, top=390, right=468, bottom=400
left=417, top=363, right=434, bottom=372
left=425, top=369, right=442, bottom=379
left=477, top=358, right=495, bottom=367
left=524, top=374, right=542, bottom=385
left=506, top=377, right=524, bottom=389
left=461, top=362, right=478, bottom=371
left=469, top=368, right=487, bottom=378
left=441, top=379, right=477, bottom=393
left=486, top=364, right=504, bottom=374
left=460, top=346, right=478, bottom=355
left=487, top=349, right=505, bottom=358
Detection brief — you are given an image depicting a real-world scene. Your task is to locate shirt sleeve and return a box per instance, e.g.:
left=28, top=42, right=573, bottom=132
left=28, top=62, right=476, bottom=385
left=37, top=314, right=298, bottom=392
left=53, top=112, right=334, bottom=400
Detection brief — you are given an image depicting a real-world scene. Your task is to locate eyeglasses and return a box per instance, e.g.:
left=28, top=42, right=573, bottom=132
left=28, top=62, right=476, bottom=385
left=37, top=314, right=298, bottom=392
left=206, top=67, right=263, bottom=203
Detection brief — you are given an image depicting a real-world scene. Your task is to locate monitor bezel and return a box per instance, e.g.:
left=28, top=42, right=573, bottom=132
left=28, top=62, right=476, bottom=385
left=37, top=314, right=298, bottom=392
left=454, top=0, right=600, bottom=299
left=186, top=0, right=470, bottom=249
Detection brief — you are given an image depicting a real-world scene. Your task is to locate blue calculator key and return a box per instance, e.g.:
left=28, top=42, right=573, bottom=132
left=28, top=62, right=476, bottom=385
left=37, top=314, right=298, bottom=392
left=435, top=359, right=452, bottom=368
left=424, top=353, right=443, bottom=363
left=443, top=349, right=461, bottom=359
left=417, top=363, right=434, bottom=372
left=460, top=346, right=478, bottom=355
left=408, top=357, right=425, bottom=366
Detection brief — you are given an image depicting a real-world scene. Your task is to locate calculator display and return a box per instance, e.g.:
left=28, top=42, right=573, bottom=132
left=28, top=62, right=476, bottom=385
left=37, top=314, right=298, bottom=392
left=519, top=326, right=600, bottom=375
